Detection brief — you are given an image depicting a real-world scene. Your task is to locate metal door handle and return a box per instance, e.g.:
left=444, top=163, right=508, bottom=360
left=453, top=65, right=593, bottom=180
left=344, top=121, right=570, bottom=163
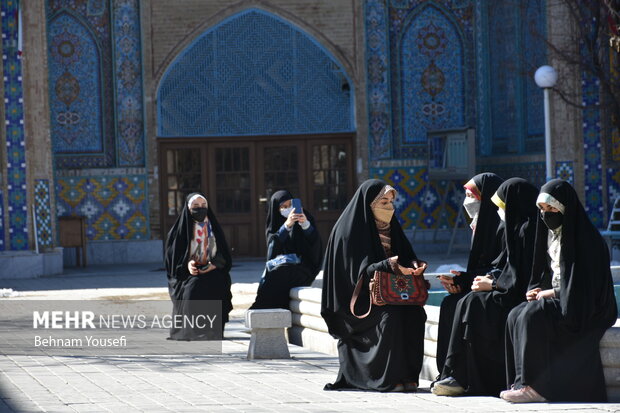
left=259, top=197, right=268, bottom=203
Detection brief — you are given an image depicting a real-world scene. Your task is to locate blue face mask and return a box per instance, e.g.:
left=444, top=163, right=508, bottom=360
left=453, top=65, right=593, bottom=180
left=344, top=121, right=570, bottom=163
left=280, top=207, right=293, bottom=218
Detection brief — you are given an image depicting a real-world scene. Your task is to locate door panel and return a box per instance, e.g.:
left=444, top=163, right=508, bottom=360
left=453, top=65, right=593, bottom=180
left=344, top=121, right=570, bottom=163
left=209, top=144, right=256, bottom=256
left=256, top=142, right=306, bottom=255
left=307, top=140, right=353, bottom=245
left=158, top=134, right=354, bottom=257
left=160, top=144, right=206, bottom=240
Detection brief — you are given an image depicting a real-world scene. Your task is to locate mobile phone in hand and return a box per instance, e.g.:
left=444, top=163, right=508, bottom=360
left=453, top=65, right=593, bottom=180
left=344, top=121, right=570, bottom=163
left=292, top=198, right=303, bottom=214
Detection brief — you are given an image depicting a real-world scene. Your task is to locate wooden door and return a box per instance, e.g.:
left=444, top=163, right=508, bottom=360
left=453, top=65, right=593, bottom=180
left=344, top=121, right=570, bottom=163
left=159, top=143, right=207, bottom=241
left=305, top=139, right=354, bottom=245
left=207, top=143, right=257, bottom=256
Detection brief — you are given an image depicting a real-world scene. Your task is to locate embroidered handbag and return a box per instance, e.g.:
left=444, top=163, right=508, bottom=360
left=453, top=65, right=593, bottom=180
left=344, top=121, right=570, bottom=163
left=350, top=260, right=429, bottom=319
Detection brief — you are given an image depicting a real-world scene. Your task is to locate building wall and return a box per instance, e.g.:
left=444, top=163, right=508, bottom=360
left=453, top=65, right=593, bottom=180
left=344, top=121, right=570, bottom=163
left=2, top=0, right=618, bottom=259
left=46, top=0, right=150, bottom=243
left=142, top=0, right=365, bottom=239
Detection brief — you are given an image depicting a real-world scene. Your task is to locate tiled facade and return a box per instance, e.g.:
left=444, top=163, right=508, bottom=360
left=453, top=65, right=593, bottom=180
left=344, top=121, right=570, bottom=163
left=0, top=0, right=618, bottom=255
left=55, top=175, right=149, bottom=241
left=2, top=0, right=29, bottom=250
left=46, top=0, right=147, bottom=242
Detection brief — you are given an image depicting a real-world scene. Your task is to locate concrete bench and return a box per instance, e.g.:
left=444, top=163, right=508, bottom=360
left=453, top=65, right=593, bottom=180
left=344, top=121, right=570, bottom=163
left=245, top=308, right=292, bottom=360
left=288, top=283, right=620, bottom=401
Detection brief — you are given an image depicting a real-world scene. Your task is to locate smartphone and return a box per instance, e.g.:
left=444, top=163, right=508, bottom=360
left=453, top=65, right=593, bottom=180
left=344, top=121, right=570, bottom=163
left=436, top=273, right=456, bottom=279
left=196, top=262, right=211, bottom=271
left=291, top=198, right=303, bottom=214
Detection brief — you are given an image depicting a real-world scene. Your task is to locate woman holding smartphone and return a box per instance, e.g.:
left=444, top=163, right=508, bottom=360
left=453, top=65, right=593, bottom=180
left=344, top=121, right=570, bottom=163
left=250, top=190, right=323, bottom=310
left=321, top=179, right=427, bottom=392
left=165, top=192, right=233, bottom=339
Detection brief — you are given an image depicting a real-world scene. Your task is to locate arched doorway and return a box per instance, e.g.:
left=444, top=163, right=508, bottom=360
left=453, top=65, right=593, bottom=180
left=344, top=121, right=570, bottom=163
left=156, top=9, right=355, bottom=255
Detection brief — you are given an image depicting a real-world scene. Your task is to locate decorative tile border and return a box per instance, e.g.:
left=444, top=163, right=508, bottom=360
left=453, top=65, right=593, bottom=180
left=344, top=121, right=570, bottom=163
left=555, top=161, right=574, bottom=185
left=112, top=0, right=145, bottom=167
left=582, top=73, right=604, bottom=227
left=34, top=179, right=53, bottom=248
left=365, top=0, right=392, bottom=160
left=2, top=0, right=28, bottom=250
left=56, top=175, right=149, bottom=241
left=0, top=189, right=4, bottom=250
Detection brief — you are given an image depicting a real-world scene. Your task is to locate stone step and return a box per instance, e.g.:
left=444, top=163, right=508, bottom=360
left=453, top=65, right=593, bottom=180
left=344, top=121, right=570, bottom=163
left=288, top=285, right=620, bottom=400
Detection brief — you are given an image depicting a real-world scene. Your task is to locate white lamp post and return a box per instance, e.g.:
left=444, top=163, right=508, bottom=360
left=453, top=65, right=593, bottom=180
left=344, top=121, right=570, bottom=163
left=534, top=65, right=558, bottom=182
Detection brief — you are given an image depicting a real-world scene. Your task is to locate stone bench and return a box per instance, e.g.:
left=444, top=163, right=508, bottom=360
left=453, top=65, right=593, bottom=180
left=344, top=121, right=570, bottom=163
left=245, top=308, right=292, bottom=360
left=288, top=284, right=620, bottom=401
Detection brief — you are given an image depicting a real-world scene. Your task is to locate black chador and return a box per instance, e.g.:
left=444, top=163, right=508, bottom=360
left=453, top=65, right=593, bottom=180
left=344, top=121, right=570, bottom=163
left=439, top=178, right=539, bottom=396
left=504, top=179, right=617, bottom=402
left=164, top=192, right=233, bottom=340
left=321, top=179, right=426, bottom=392
left=436, top=173, right=505, bottom=373
left=250, top=190, right=323, bottom=309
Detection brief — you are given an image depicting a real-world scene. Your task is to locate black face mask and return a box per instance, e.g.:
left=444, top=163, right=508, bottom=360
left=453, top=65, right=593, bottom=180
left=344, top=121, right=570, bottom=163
left=541, top=211, right=563, bottom=230
left=190, top=207, right=208, bottom=222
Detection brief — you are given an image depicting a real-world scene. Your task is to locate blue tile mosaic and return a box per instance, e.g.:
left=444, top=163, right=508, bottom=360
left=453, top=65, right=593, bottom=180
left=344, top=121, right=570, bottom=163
left=112, top=0, right=145, bottom=167
left=370, top=166, right=461, bottom=229
left=56, top=175, right=149, bottom=241
left=582, top=73, right=604, bottom=227
left=366, top=0, right=475, bottom=161
left=3, top=0, right=28, bottom=250
left=555, top=161, right=574, bottom=185
left=34, top=179, right=53, bottom=248
left=47, top=0, right=116, bottom=169
left=157, top=9, right=353, bottom=137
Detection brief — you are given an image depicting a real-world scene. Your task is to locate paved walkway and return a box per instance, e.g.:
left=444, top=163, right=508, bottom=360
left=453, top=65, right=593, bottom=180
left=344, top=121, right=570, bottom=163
left=2, top=255, right=619, bottom=412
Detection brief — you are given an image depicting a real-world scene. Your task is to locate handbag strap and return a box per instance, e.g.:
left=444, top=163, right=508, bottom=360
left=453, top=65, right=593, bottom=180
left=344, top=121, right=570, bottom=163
left=350, top=275, right=372, bottom=319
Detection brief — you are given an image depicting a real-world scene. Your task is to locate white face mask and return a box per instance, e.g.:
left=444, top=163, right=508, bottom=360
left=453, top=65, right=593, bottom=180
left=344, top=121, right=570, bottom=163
left=462, top=196, right=481, bottom=219
left=497, top=208, right=506, bottom=222
left=280, top=207, right=293, bottom=218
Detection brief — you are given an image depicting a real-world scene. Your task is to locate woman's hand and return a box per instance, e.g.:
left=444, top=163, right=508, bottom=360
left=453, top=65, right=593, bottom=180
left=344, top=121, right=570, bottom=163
left=188, top=260, right=199, bottom=276
left=526, top=288, right=541, bottom=301
left=284, top=210, right=307, bottom=229
left=389, top=256, right=415, bottom=275
left=412, top=261, right=427, bottom=276
left=472, top=274, right=493, bottom=292
left=535, top=289, right=555, bottom=301
left=439, top=270, right=461, bottom=294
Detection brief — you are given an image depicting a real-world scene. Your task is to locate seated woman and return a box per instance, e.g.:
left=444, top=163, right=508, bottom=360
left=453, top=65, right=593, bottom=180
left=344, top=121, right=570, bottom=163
left=321, top=179, right=427, bottom=392
left=436, top=173, right=505, bottom=373
left=165, top=193, right=233, bottom=339
left=501, top=179, right=617, bottom=403
left=433, top=178, right=539, bottom=397
left=250, top=190, right=322, bottom=309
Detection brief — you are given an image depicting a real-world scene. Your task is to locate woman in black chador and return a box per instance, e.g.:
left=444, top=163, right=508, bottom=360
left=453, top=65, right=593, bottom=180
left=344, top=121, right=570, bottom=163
left=250, top=190, right=322, bottom=310
left=501, top=180, right=617, bottom=403
left=165, top=193, right=233, bottom=340
left=436, top=173, right=505, bottom=373
left=321, top=179, right=427, bottom=392
left=433, top=178, right=539, bottom=397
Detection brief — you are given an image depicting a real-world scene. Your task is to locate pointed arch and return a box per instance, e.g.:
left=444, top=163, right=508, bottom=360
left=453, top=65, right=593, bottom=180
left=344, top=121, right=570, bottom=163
left=398, top=2, right=466, bottom=144
left=48, top=10, right=104, bottom=154
left=156, top=8, right=355, bottom=137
